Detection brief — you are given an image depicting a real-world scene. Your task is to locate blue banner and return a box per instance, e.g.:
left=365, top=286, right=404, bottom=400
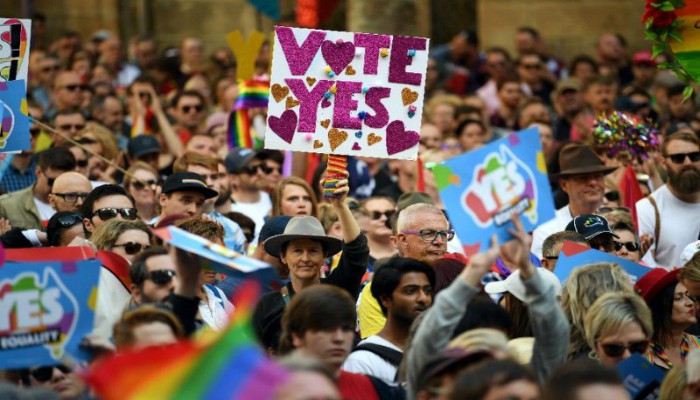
left=0, top=79, right=31, bottom=152
left=555, top=241, right=653, bottom=284
left=617, top=353, right=664, bottom=400
left=0, top=259, right=101, bottom=368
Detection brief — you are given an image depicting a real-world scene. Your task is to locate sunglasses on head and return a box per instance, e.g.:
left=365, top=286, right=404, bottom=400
left=147, top=269, right=177, bottom=285
left=131, top=179, right=158, bottom=191
left=666, top=151, right=700, bottom=164
left=57, top=213, right=82, bottom=227
left=92, top=207, right=138, bottom=221
left=30, top=365, right=72, bottom=382
left=181, top=104, right=203, bottom=113
left=52, top=192, right=89, bottom=203
left=371, top=210, right=395, bottom=220
left=614, top=241, right=640, bottom=252
left=598, top=340, right=649, bottom=358
left=113, top=242, right=150, bottom=255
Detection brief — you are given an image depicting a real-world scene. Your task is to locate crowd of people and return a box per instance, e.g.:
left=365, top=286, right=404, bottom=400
left=1, top=14, right=700, bottom=400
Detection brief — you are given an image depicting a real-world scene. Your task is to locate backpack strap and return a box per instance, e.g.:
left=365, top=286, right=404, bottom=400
left=205, top=284, right=224, bottom=304
left=647, top=195, right=660, bottom=255
left=352, top=343, right=403, bottom=367
left=367, top=375, right=406, bottom=400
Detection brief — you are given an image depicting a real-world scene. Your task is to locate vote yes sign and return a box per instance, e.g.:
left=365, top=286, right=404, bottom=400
left=265, top=26, right=429, bottom=160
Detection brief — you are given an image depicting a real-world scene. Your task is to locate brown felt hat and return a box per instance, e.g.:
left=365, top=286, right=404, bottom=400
left=555, top=144, right=617, bottom=178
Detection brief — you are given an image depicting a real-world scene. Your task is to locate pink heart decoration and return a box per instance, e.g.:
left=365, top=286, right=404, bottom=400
left=0, top=30, right=9, bottom=43
left=386, top=120, right=420, bottom=156
left=321, top=98, right=332, bottom=108
left=508, top=134, right=520, bottom=146
left=321, top=39, right=355, bottom=75
left=268, top=109, right=298, bottom=144
left=352, top=142, right=361, bottom=151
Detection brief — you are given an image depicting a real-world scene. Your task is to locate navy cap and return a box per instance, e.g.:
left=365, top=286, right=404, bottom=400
left=225, top=148, right=258, bottom=174
left=565, top=214, right=619, bottom=241
left=259, top=216, right=293, bottom=243
left=161, top=172, right=218, bottom=199
left=128, top=135, right=160, bottom=159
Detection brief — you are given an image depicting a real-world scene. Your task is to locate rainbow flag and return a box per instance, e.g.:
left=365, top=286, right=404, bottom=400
left=670, top=3, right=700, bottom=81
left=228, top=80, right=269, bottom=149
left=85, top=281, right=289, bottom=400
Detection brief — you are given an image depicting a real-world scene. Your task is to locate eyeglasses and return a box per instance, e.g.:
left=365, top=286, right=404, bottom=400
left=147, top=269, right=177, bottom=285
left=598, top=340, right=649, bottom=358
left=92, top=207, right=138, bottom=221
left=113, top=242, right=150, bottom=255
left=57, top=123, right=85, bottom=131
left=402, top=229, right=455, bottom=242
left=240, top=164, right=262, bottom=175
left=666, top=151, right=700, bottom=164
left=614, top=241, right=640, bottom=252
left=52, top=192, right=89, bottom=203
left=371, top=210, right=395, bottom=220
left=30, top=365, right=72, bottom=382
left=181, top=104, right=203, bottom=113
left=261, top=164, right=282, bottom=175
left=131, top=179, right=159, bottom=191
left=57, top=213, right=82, bottom=227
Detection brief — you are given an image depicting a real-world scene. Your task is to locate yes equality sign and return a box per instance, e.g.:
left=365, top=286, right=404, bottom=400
left=265, top=26, right=429, bottom=160
left=0, top=259, right=100, bottom=368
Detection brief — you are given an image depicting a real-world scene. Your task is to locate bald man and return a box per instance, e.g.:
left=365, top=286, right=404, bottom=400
left=49, top=172, right=92, bottom=212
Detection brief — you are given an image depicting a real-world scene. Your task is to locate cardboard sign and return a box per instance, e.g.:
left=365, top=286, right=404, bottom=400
left=555, top=241, right=653, bottom=284
left=434, top=127, right=555, bottom=255
left=265, top=26, right=429, bottom=160
left=0, top=18, right=31, bottom=84
left=0, top=259, right=101, bottom=368
left=0, top=79, right=31, bottom=152
left=153, top=226, right=277, bottom=283
left=617, top=354, right=664, bottom=400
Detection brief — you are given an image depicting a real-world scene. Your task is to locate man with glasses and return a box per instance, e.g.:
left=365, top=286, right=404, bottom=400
left=540, top=230, right=589, bottom=271
left=227, top=148, right=272, bottom=233
left=564, top=214, right=618, bottom=254
left=0, top=147, right=76, bottom=230
left=531, top=143, right=616, bottom=259
left=129, top=247, right=178, bottom=305
left=45, top=70, right=84, bottom=121
left=19, top=363, right=88, bottom=399
left=51, top=109, right=86, bottom=146
left=48, top=171, right=92, bottom=212
left=171, top=90, right=206, bottom=144
left=80, top=184, right=137, bottom=237
left=396, top=203, right=455, bottom=267
left=637, top=131, right=700, bottom=268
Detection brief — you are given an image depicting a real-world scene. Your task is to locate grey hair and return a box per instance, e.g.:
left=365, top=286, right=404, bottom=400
left=397, top=203, right=446, bottom=232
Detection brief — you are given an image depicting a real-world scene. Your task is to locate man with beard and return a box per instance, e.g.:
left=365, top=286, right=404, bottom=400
left=636, top=131, right=700, bottom=268
left=129, top=247, right=178, bottom=304
left=343, top=258, right=435, bottom=384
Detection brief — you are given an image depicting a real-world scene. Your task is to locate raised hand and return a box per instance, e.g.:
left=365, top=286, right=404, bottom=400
left=504, top=213, right=535, bottom=279
left=462, top=234, right=499, bottom=287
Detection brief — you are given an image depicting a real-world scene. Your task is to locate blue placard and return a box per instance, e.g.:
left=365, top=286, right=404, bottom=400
left=555, top=241, right=653, bottom=284
left=0, top=259, right=101, bottom=368
left=0, top=79, right=31, bottom=153
left=434, top=127, right=556, bottom=255
left=617, top=353, right=665, bottom=400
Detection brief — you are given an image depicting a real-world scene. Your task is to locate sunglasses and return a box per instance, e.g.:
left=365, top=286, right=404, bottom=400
left=57, top=124, right=85, bottom=131
left=30, top=128, right=41, bottom=137
left=57, top=213, right=83, bottom=227
left=92, top=207, right=138, bottom=221
left=590, top=237, right=616, bottom=253
left=42, top=170, right=58, bottom=187
left=262, top=164, right=282, bottom=175
left=62, top=83, right=88, bottom=92
left=522, top=63, right=541, bottom=70
left=371, top=210, right=395, bottom=220
left=598, top=340, right=649, bottom=358
left=137, top=92, right=152, bottom=102
left=30, top=365, right=72, bottom=382
left=42, top=65, right=60, bottom=73
left=147, top=269, right=177, bottom=285
left=240, top=164, right=262, bottom=175
left=666, top=151, right=700, bottom=164
left=76, top=158, right=89, bottom=168
left=402, top=229, right=455, bottom=242
left=181, top=104, right=203, bottom=113
left=614, top=241, right=640, bottom=252
left=598, top=206, right=630, bottom=214
left=131, top=179, right=159, bottom=191
left=52, top=192, right=89, bottom=203
left=244, top=232, right=255, bottom=243
left=113, top=242, right=150, bottom=255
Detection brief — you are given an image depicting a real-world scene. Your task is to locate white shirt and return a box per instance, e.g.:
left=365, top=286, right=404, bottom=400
left=530, top=205, right=573, bottom=259
left=34, top=198, right=55, bottom=222
left=199, top=284, right=234, bottom=331
left=342, top=335, right=402, bottom=384
left=636, top=185, right=700, bottom=268
left=230, top=192, right=272, bottom=244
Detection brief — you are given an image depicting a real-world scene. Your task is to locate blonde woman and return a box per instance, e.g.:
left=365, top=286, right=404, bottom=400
left=561, top=262, right=635, bottom=360
left=123, top=161, right=160, bottom=222
left=584, top=292, right=653, bottom=366
left=91, top=218, right=154, bottom=264
left=272, top=176, right=318, bottom=217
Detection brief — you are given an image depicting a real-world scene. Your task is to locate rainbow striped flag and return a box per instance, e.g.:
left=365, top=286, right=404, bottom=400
left=228, top=80, right=269, bottom=149
left=85, top=281, right=289, bottom=400
left=670, top=3, right=700, bottom=81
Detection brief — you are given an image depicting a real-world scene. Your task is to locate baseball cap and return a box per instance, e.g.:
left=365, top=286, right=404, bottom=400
left=632, top=50, right=657, bottom=66
left=128, top=135, right=161, bottom=159
left=225, top=148, right=258, bottom=174
left=161, top=172, right=218, bottom=199
left=554, top=78, right=581, bottom=97
left=484, top=269, right=562, bottom=302
left=259, top=216, right=293, bottom=244
left=565, top=214, right=619, bottom=241
left=681, top=240, right=700, bottom=266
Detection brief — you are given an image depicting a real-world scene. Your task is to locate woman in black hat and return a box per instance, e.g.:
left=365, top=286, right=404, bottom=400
left=253, top=174, right=369, bottom=353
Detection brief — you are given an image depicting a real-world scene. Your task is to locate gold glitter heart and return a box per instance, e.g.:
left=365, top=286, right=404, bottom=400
left=271, top=84, right=289, bottom=103
left=368, top=133, right=382, bottom=146
left=401, top=88, right=418, bottom=106
left=380, top=48, right=389, bottom=58
left=306, top=77, right=317, bottom=86
left=320, top=119, right=331, bottom=129
left=345, top=65, right=356, bottom=75
left=328, top=128, right=348, bottom=152
left=313, top=140, right=324, bottom=149
left=286, top=96, right=300, bottom=109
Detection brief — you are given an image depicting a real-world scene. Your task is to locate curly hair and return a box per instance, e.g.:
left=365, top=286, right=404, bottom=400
left=91, top=218, right=154, bottom=251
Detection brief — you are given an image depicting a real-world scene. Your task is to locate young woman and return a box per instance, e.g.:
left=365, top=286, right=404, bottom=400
left=123, top=161, right=160, bottom=222
left=91, top=218, right=154, bottom=264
